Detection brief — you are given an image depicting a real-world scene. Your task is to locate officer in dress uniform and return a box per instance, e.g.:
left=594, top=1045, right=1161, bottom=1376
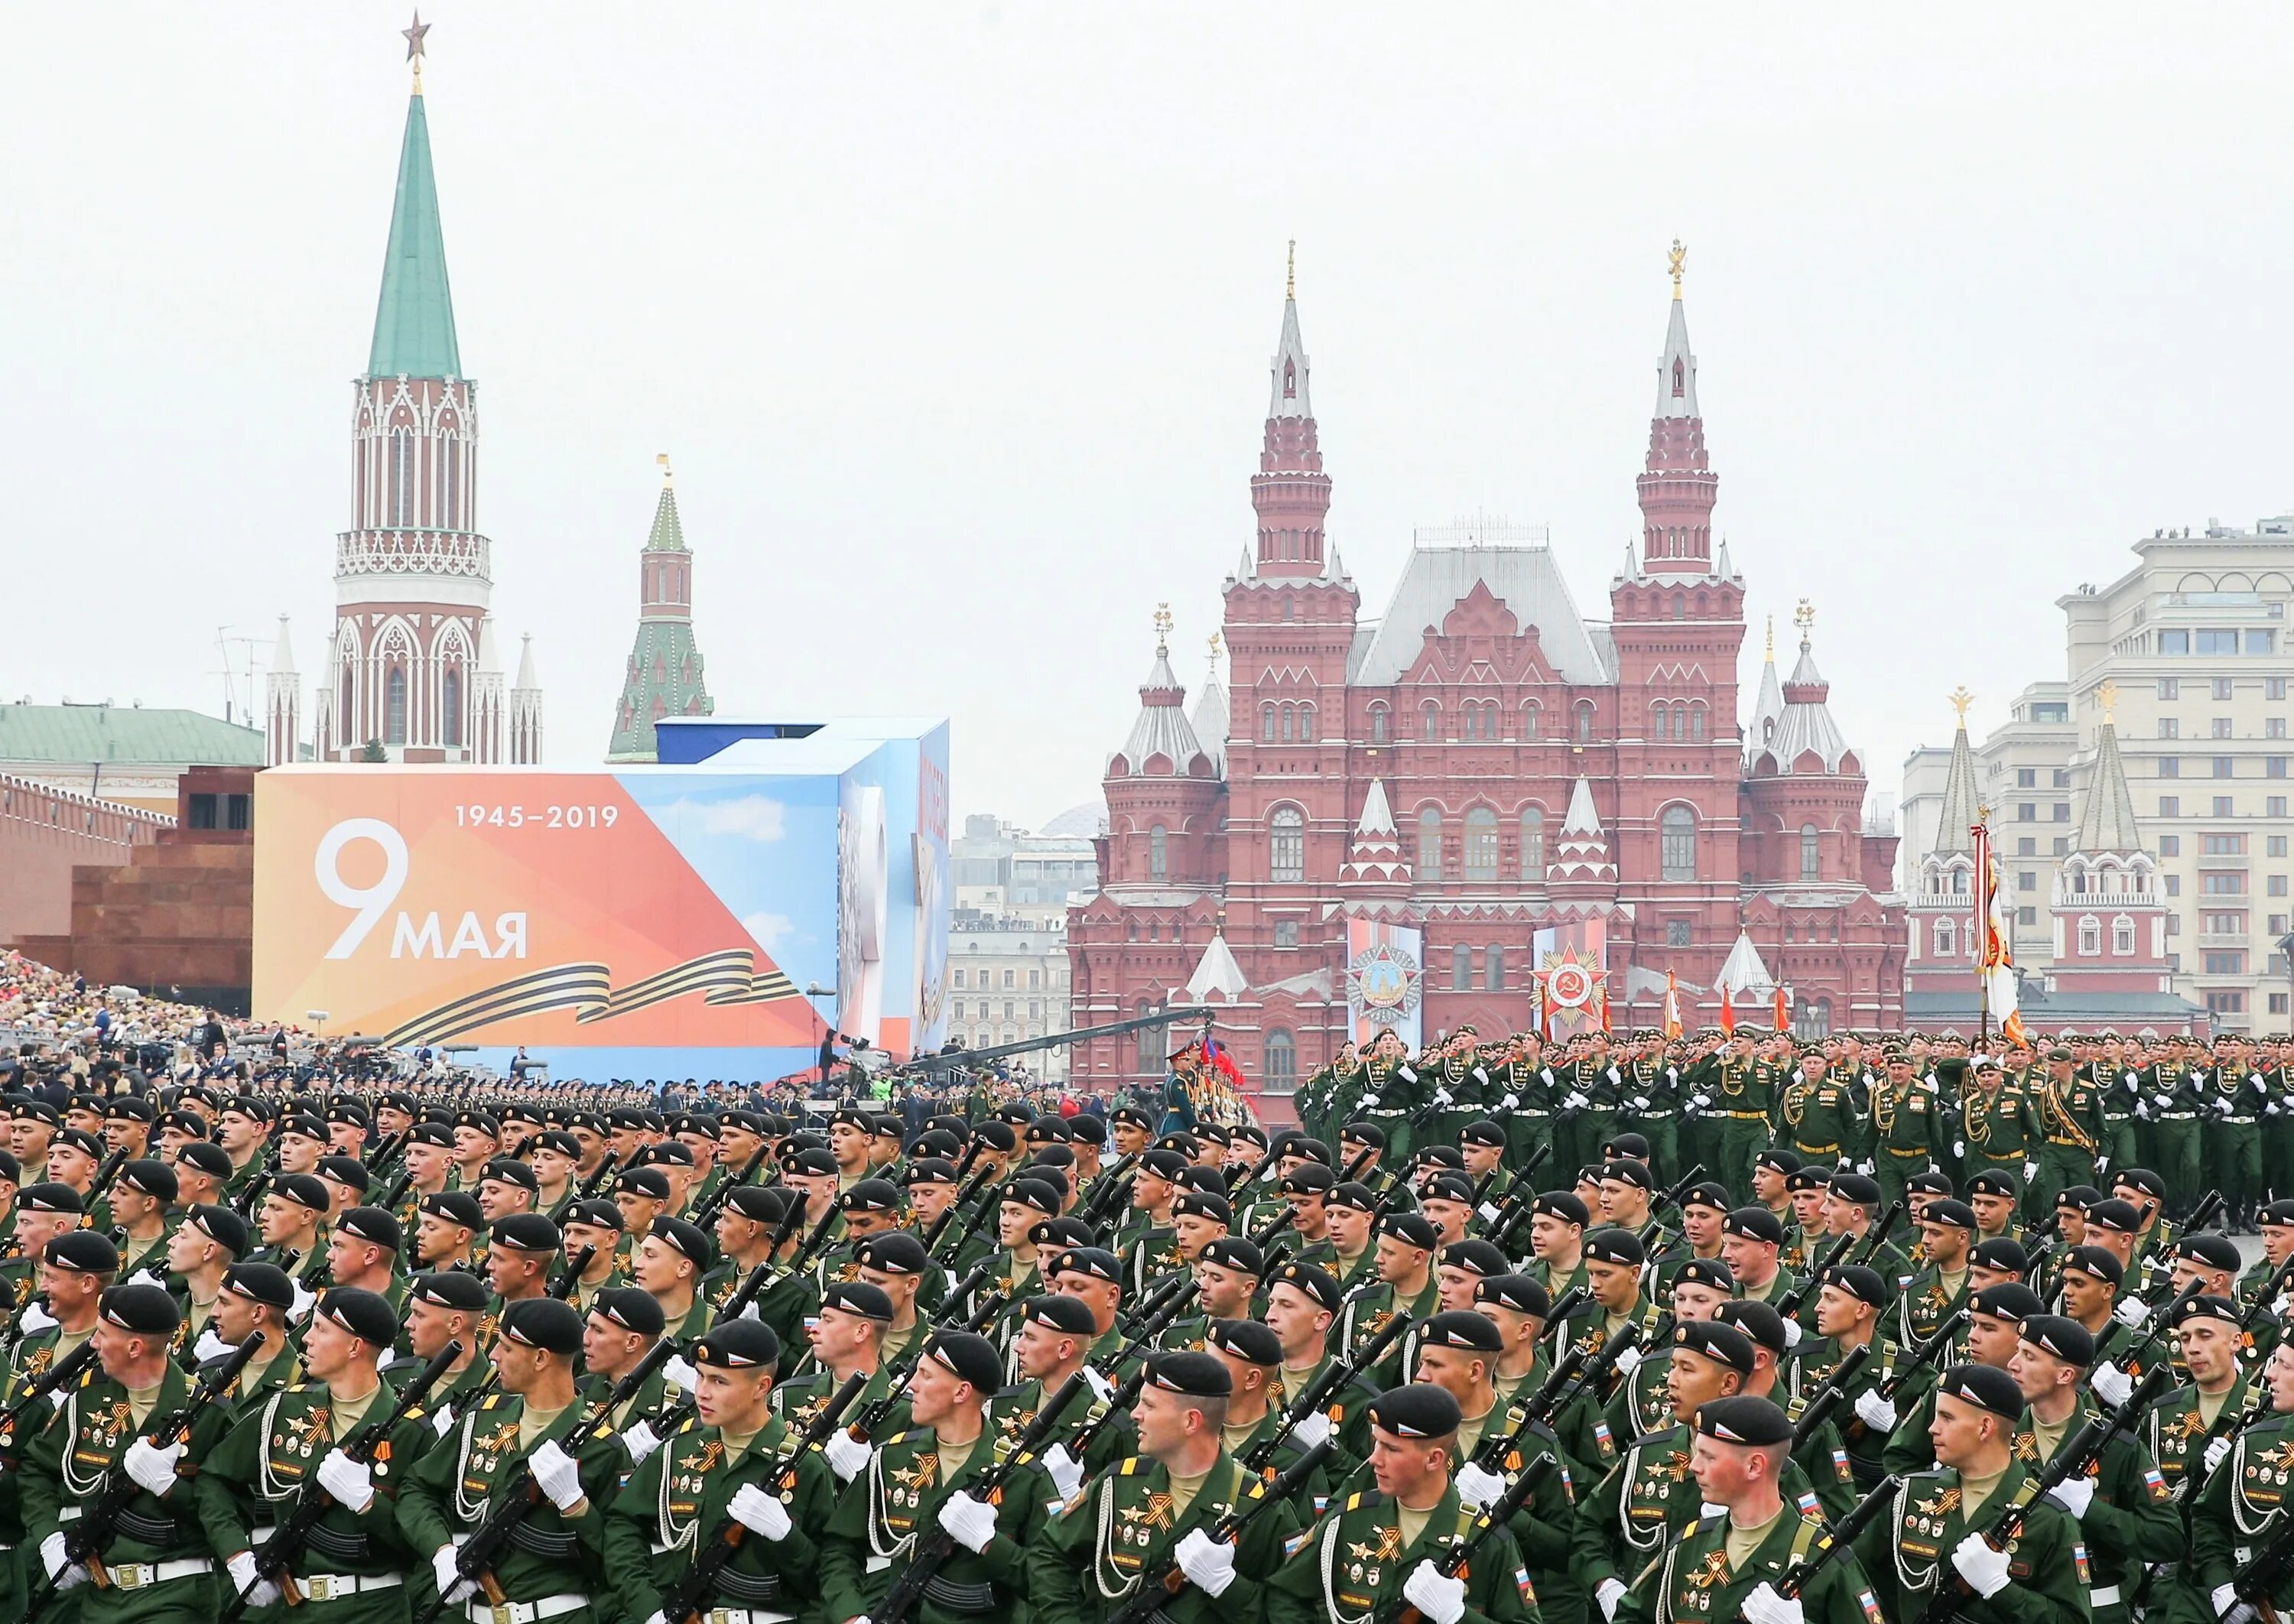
left=2185, top=1339, right=2294, bottom=1623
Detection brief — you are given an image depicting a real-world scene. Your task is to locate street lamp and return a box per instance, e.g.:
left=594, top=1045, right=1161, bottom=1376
left=304, top=1010, right=330, bottom=1041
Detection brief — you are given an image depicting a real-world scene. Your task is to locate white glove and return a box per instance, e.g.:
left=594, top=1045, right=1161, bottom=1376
left=1782, top=1318, right=1803, bottom=1349
left=1630, top=1096, right=1651, bottom=1112
left=1453, top=1461, right=1507, bottom=1509
left=1174, top=1527, right=1238, bottom=1597
left=1701, top=1502, right=1728, bottom=1519
left=228, top=1549, right=281, bottom=1609
left=1691, top=1093, right=1713, bottom=1111
left=2023, top=1160, right=2039, bottom=1180
left=1857, top=1160, right=1875, bottom=1176
left=2136, top=1103, right=2153, bottom=1121
left=433, top=1546, right=476, bottom=1605
left=1289, top=1408, right=1332, bottom=1450
left=123, top=1435, right=183, bottom=1497
left=1597, top=1577, right=1630, bottom=1623
left=825, top=1427, right=872, bottom=1483
left=728, top=1482, right=793, bottom=1541
left=622, top=1420, right=662, bottom=1465
left=1403, top=1560, right=1468, bottom=1624
left=18, top=1299, right=56, bottom=1336
left=1499, top=1094, right=1520, bottom=1111
left=431, top=1405, right=455, bottom=1438
left=1853, top=1390, right=1898, bottom=1431
left=1565, top=1091, right=1591, bottom=1110
left=290, top=1279, right=316, bottom=1321
left=1083, top=1365, right=1116, bottom=1402
left=2048, top=1474, right=2094, bottom=1518
left=2214, top=1099, right=2234, bottom=1117
left=2216, top=1583, right=2243, bottom=1618
left=2091, top=1361, right=2134, bottom=1405
left=194, top=1327, right=233, bottom=1363
left=526, top=1437, right=586, bottom=1512
left=317, top=1447, right=375, bottom=1512
left=1041, top=1444, right=1084, bottom=1499
left=2270, top=1105, right=2284, bottom=1119
left=2153, top=1093, right=2175, bottom=1111
left=2206, top=1434, right=2234, bottom=1474
left=937, top=1489, right=999, bottom=1553
left=40, top=1531, right=86, bottom=1591
left=1743, top=1580, right=1805, bottom=1624
left=1432, top=1088, right=1455, bottom=1108
left=1396, top=1066, right=1418, bottom=1084
left=1952, top=1140, right=1966, bottom=1159
left=738, top=1300, right=762, bottom=1321
left=1360, top=1095, right=1382, bottom=1111
left=1951, top=1533, right=2013, bottom=1598
left=661, top=1354, right=699, bottom=1393
left=2114, top=1295, right=2150, bottom=1327
left=1613, top=1343, right=1644, bottom=1376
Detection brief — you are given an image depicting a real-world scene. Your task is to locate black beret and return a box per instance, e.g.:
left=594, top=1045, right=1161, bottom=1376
left=1422, top=1176, right=1477, bottom=1209
left=1676, top=1320, right=1759, bottom=1376
left=820, top=1281, right=895, bottom=1323
left=499, top=1297, right=583, bottom=1356
left=185, top=1202, right=249, bottom=1257
left=1002, top=1178, right=1063, bottom=1218
left=1828, top=1173, right=1881, bottom=1205
left=1966, top=1170, right=2019, bottom=1200
left=1067, top=1116, right=1107, bottom=1145
left=1326, top=1182, right=1379, bottom=1215
left=1922, top=1199, right=1979, bottom=1232
left=900, top=1158, right=960, bottom=1187
left=1110, top=1106, right=1155, bottom=1130
left=225, top=1262, right=297, bottom=1311
left=1754, top=1149, right=1803, bottom=1175
left=840, top=1178, right=902, bottom=1216
left=105, top=1096, right=154, bottom=1122
left=2173, top=1293, right=2244, bottom=1331
left=317, top=1156, right=372, bottom=1194
left=408, top=1270, right=490, bottom=1311
left=1138, top=1148, right=1188, bottom=1180
left=119, top=1158, right=177, bottom=1202
left=2019, top=1314, right=2094, bottom=1367
left=1715, top=1300, right=1788, bottom=1356
left=1785, top=1168, right=1829, bottom=1194
left=18, top=1181, right=83, bottom=1216
left=405, top=1122, right=456, bottom=1149
left=2114, top=1168, right=2169, bottom=1201
left=563, top=1197, right=626, bottom=1232
left=2056, top=1184, right=2104, bottom=1212
left=1367, top=1382, right=1462, bottom=1439
left=279, top=1115, right=328, bottom=1142
left=1030, top=1216, right=1093, bottom=1251
left=1197, top=1236, right=1263, bottom=1275
left=326, top=1101, right=370, bottom=1127
left=481, top=1157, right=539, bottom=1194
left=1441, top=1239, right=1509, bottom=1278
left=2058, top=1246, right=2124, bottom=1286
left=971, top=1121, right=1018, bottom=1153
left=11, top=1100, right=60, bottom=1128
left=420, top=1190, right=484, bottom=1227
left=1672, top=1257, right=1737, bottom=1294
left=925, top=1330, right=1003, bottom=1393
left=1604, top=1132, right=1652, bottom=1161
left=617, top=1168, right=673, bottom=1200
left=1532, top=1192, right=1591, bottom=1226
left=1280, top=1165, right=1337, bottom=1196
left=2260, top=1201, right=2294, bottom=1229
left=1339, top=1122, right=1386, bottom=1148
left=452, top=1110, right=501, bottom=1136
left=1270, top=1261, right=1344, bottom=1314
left=1419, top=1310, right=1503, bottom=1353
left=1051, top=1246, right=1123, bottom=1286
left=490, top=1213, right=561, bottom=1255
left=46, top=1230, right=119, bottom=1273
left=99, top=1282, right=180, bottom=1335
left=2083, top=1197, right=2143, bottom=1234
left=272, top=1172, right=333, bottom=1213
left=52, top=1128, right=102, bottom=1160
left=317, top=1286, right=401, bottom=1349
left=857, top=1232, right=932, bottom=1276
left=1208, top=1317, right=1284, bottom=1366
left=174, top=1141, right=232, bottom=1180
left=336, top=1206, right=402, bottom=1252
left=1906, top=1171, right=1954, bottom=1197
left=695, top=1319, right=781, bottom=1369
left=1459, top=1119, right=1508, bottom=1149
left=1821, top=1265, right=1889, bottom=1309
left=1968, top=1283, right=2044, bottom=1323
left=1695, top=1394, right=1792, bottom=1446
left=1019, top=1294, right=1099, bottom=1337
left=1935, top=1363, right=2024, bottom=1421
left=1586, top=1229, right=1647, bottom=1267
left=1144, top=1349, right=1234, bottom=1399
left=646, top=1215, right=708, bottom=1268
left=1476, top=1274, right=1550, bottom=1318
left=1600, top=1160, right=1656, bottom=1192
left=1970, top=1238, right=2030, bottom=1275
left=1175, top=1190, right=1234, bottom=1225
left=590, top=1285, right=666, bottom=1336
left=2178, top=1232, right=2244, bottom=1273
left=1721, top=1207, right=1785, bottom=1246
left=1383, top=1212, right=1441, bottom=1252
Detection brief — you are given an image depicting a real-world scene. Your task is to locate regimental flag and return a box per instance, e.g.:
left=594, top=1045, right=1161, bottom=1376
left=1662, top=971, right=1682, bottom=1042
left=1600, top=984, right=1612, bottom=1034
left=1772, top=984, right=1790, bottom=1034
left=1717, top=987, right=1735, bottom=1038
left=1974, top=821, right=2029, bottom=1047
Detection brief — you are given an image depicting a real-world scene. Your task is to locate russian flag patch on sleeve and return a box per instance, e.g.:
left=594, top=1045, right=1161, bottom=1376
left=1858, top=1590, right=1885, bottom=1624
left=2074, top=1544, right=2092, bottom=1583
left=2143, top=1466, right=2169, bottom=1501
left=1517, top=1567, right=1539, bottom=1605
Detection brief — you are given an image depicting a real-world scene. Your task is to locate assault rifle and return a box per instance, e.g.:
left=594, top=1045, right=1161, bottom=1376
left=924, top=1169, right=995, bottom=1259
left=545, top=1151, right=622, bottom=1226
left=1844, top=1307, right=1967, bottom=1443
left=1856, top=1201, right=1907, bottom=1267
left=1910, top=1362, right=2171, bottom=1624
left=223, top=1339, right=463, bottom=1622
left=0, top=1341, right=98, bottom=1467
left=872, top=1372, right=1087, bottom=1624
left=1108, top=1441, right=1336, bottom=1624
left=653, top=1372, right=869, bottom=1624
left=1778, top=1229, right=1857, bottom=1321
left=29, top=1332, right=262, bottom=1613
left=1373, top=1455, right=1558, bottom=1624
left=548, top=1244, right=597, bottom=1300
left=840, top=1281, right=1012, bottom=1443
left=1246, top=1203, right=1298, bottom=1250
left=1776, top=1475, right=1902, bottom=1599
left=1240, top=1311, right=1413, bottom=1476
left=232, top=1147, right=283, bottom=1217
left=690, top=1140, right=773, bottom=1229
left=418, top=1337, right=677, bottom=1624
left=1789, top=1343, right=1872, bottom=1447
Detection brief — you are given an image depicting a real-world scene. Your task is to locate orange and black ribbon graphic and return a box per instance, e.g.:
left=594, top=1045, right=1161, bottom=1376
left=382, top=949, right=799, bottom=1047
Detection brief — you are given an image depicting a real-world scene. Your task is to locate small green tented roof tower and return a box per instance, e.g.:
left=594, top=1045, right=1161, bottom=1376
left=607, top=456, right=716, bottom=762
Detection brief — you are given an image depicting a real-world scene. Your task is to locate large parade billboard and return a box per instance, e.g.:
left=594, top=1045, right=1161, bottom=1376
left=252, top=719, right=950, bottom=1083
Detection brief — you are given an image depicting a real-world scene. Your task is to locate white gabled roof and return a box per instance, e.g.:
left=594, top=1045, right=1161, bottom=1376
left=1715, top=931, right=1773, bottom=997
left=1182, top=931, right=1251, bottom=1003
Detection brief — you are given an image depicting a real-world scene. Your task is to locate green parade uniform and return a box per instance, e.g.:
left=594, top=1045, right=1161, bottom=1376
left=1893, top=1263, right=1970, bottom=1350
left=1331, top=1278, right=1441, bottom=1387
left=1869, top=1071, right=1941, bottom=1210
left=1850, top=1461, right=2090, bottom=1624
left=1779, top=1072, right=1861, bottom=1176
left=1026, top=1449, right=1300, bottom=1624
left=1786, top=1334, right=1901, bottom=1488
left=20, top=1358, right=245, bottom=1624
left=2030, top=1072, right=2105, bottom=1216
left=1493, top=1058, right=1560, bottom=1174
left=205, top=1379, right=436, bottom=1624
left=1359, top=1058, right=1418, bottom=1161
left=2144, top=1372, right=2256, bottom=1502
left=2015, top=1392, right=2180, bottom=1624
left=1560, top=1054, right=1624, bottom=1179
left=2139, top=1060, right=2207, bottom=1214
left=1684, top=1054, right=1781, bottom=1194
left=2205, top=1065, right=2267, bottom=1223
left=394, top=1390, right=625, bottom=1624
left=815, top=1424, right=1057, bottom=1624
left=2263, top=1064, right=2294, bottom=1204
left=2185, top=1408, right=2294, bottom=1624
left=2088, top=1060, right=2143, bottom=1183
left=1615, top=1502, right=1881, bottom=1624
left=1957, top=1075, right=2039, bottom=1215
left=1264, top=1480, right=1539, bottom=1624
left=598, top=1408, right=840, bottom=1624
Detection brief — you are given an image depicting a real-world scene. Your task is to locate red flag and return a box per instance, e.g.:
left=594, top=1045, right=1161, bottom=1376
left=1772, top=985, right=1789, bottom=1033
left=1599, top=984, right=1612, bottom=1034
left=1662, top=970, right=1682, bottom=1041
left=1718, top=989, right=1735, bottom=1038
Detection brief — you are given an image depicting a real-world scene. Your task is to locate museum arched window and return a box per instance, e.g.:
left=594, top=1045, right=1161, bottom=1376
left=1464, top=807, right=1499, bottom=881
left=1262, top=1028, right=1296, bottom=1093
left=1270, top=807, right=1305, bottom=882
left=1800, top=823, right=1821, bottom=880
left=1661, top=805, right=1695, bottom=881
left=1418, top=807, right=1443, bottom=879
left=1149, top=824, right=1168, bottom=882
left=1519, top=807, right=1545, bottom=877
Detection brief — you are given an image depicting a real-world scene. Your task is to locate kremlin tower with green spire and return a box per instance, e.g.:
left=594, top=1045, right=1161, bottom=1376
left=606, top=456, right=716, bottom=762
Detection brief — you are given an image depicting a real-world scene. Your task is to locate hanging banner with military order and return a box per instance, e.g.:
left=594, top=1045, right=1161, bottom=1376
left=1345, top=919, right=1424, bottom=1051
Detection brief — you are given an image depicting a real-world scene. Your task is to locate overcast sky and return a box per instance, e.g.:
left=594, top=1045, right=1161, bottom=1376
left=10, top=5, right=2292, bottom=831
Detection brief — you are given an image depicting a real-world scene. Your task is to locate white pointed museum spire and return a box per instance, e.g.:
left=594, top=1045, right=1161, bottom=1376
left=1184, top=930, right=1251, bottom=1003
left=1269, top=240, right=1312, bottom=420
left=1655, top=238, right=1700, bottom=419
left=272, top=615, right=297, bottom=677
left=1340, top=779, right=1409, bottom=891
left=1715, top=930, right=1775, bottom=998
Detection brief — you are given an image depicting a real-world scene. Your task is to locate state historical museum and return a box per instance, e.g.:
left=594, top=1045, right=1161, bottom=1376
left=1068, top=249, right=1906, bottom=1092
